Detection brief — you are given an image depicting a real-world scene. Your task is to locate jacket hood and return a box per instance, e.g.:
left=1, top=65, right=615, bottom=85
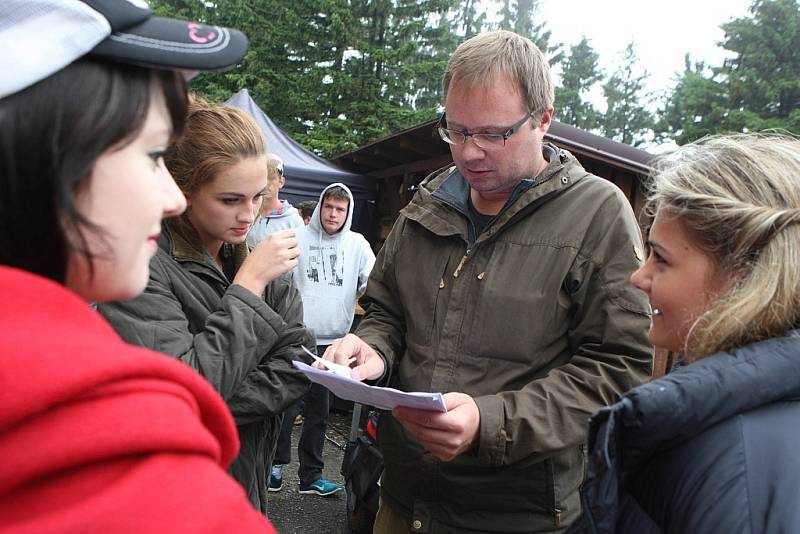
left=308, top=182, right=355, bottom=237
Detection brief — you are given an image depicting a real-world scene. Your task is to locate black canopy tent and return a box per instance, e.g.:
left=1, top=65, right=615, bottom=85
left=225, top=89, right=377, bottom=239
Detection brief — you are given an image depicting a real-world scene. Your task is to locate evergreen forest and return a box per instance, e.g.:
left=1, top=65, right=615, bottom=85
left=152, top=0, right=800, bottom=155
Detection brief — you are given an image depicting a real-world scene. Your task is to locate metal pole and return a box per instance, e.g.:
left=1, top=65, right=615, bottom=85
left=349, top=402, right=363, bottom=442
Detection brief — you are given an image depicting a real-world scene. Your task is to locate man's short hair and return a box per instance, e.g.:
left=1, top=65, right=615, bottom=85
left=322, top=185, right=349, bottom=205
left=295, top=200, right=317, bottom=219
left=442, top=30, right=554, bottom=120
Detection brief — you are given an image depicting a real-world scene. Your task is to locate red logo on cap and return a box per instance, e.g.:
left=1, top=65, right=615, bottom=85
left=188, top=23, right=217, bottom=44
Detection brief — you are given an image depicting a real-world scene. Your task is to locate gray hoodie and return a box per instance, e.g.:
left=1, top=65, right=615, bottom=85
left=293, top=183, right=375, bottom=345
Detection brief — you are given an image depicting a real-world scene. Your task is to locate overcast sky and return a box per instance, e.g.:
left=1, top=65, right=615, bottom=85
left=535, top=0, right=754, bottom=107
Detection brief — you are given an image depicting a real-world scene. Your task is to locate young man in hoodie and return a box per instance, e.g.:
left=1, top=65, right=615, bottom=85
left=270, top=183, right=375, bottom=496
left=246, top=154, right=303, bottom=248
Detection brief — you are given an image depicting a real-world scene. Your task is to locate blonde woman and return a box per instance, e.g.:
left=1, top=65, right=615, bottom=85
left=570, top=133, right=800, bottom=533
left=98, top=100, right=312, bottom=514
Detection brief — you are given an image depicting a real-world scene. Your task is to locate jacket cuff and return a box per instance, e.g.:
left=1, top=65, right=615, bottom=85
left=358, top=333, right=394, bottom=386
left=474, top=395, right=507, bottom=466
left=367, top=347, right=391, bottom=386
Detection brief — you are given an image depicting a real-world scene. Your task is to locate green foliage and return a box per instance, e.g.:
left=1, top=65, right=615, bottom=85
left=721, top=0, right=800, bottom=131
left=656, top=57, right=729, bottom=145
left=456, top=0, right=486, bottom=38
left=493, top=0, right=563, bottom=65
left=554, top=37, right=602, bottom=130
left=151, top=0, right=459, bottom=157
left=657, top=0, right=800, bottom=143
left=602, top=42, right=655, bottom=147
left=150, top=0, right=800, bottom=155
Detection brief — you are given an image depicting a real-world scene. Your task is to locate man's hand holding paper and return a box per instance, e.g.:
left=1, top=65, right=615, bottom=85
left=393, top=393, right=480, bottom=462
left=322, top=333, right=386, bottom=381
left=313, top=333, right=481, bottom=462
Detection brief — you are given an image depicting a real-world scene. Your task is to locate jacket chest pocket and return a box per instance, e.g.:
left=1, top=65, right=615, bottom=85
left=462, top=241, right=575, bottom=363
left=393, top=241, right=453, bottom=347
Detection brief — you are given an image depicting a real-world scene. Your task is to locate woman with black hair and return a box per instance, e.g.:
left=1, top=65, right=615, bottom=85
left=0, top=1, right=274, bottom=531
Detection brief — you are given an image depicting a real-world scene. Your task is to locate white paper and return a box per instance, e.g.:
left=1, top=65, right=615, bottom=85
left=301, top=345, right=353, bottom=378
left=292, top=360, right=447, bottom=412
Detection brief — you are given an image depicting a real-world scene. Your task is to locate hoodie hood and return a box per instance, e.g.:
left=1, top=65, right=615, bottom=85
left=308, top=182, right=354, bottom=237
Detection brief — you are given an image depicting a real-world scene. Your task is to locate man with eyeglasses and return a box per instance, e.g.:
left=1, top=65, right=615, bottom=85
left=324, top=30, right=652, bottom=533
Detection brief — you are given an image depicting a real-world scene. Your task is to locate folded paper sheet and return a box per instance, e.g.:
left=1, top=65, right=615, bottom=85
left=292, top=360, right=447, bottom=412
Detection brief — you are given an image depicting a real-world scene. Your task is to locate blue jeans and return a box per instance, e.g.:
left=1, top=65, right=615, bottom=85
left=274, top=345, right=332, bottom=486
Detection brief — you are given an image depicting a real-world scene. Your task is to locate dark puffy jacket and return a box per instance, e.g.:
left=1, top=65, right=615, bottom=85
left=570, top=331, right=800, bottom=534
left=98, top=217, right=312, bottom=513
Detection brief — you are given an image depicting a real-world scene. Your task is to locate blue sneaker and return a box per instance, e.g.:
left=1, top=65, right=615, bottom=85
left=268, top=465, right=283, bottom=492
left=298, top=478, right=342, bottom=496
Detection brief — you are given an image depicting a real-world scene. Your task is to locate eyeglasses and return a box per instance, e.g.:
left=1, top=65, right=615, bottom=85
left=437, top=112, right=533, bottom=150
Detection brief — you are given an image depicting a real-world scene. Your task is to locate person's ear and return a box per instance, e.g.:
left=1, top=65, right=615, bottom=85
left=537, top=108, right=554, bottom=132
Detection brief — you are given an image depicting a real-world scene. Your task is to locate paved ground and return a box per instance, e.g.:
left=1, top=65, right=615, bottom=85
left=268, top=409, right=353, bottom=533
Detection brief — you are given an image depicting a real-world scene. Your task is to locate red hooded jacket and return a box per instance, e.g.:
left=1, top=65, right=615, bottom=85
left=0, top=266, right=275, bottom=533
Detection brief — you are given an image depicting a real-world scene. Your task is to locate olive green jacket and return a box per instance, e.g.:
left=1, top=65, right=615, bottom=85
left=98, top=217, right=312, bottom=514
left=357, top=145, right=653, bottom=533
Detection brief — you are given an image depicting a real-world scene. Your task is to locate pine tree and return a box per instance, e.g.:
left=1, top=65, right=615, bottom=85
left=493, top=0, right=563, bottom=65
left=554, top=37, right=602, bottom=130
left=150, top=0, right=463, bottom=157
left=656, top=56, right=728, bottom=145
left=719, top=0, right=800, bottom=133
left=656, top=0, right=800, bottom=143
left=300, top=0, right=460, bottom=156
left=601, top=42, right=655, bottom=146
left=456, top=0, right=486, bottom=38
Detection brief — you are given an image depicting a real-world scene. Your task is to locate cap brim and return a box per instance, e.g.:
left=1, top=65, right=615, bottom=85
left=90, top=16, right=247, bottom=71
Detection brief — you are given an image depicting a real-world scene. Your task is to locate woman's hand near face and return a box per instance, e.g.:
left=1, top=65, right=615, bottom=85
left=233, top=229, right=299, bottom=296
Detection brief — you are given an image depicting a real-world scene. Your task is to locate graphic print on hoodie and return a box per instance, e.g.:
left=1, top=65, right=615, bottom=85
left=305, top=244, right=345, bottom=287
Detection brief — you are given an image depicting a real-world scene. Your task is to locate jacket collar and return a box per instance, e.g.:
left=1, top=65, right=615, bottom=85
left=404, top=144, right=587, bottom=241
left=431, top=144, right=564, bottom=211
left=161, top=216, right=249, bottom=272
left=599, top=330, right=800, bottom=474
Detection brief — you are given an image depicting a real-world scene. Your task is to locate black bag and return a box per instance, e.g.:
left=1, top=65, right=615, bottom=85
left=341, top=414, right=382, bottom=534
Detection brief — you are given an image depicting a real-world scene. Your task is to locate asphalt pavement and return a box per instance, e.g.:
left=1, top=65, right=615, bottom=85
left=268, top=409, right=353, bottom=533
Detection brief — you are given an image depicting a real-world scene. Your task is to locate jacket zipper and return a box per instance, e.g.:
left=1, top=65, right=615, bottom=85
left=434, top=175, right=554, bottom=280
left=545, top=459, right=562, bottom=529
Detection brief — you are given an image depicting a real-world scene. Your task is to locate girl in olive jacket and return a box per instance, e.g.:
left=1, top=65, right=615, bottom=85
left=99, top=101, right=312, bottom=514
